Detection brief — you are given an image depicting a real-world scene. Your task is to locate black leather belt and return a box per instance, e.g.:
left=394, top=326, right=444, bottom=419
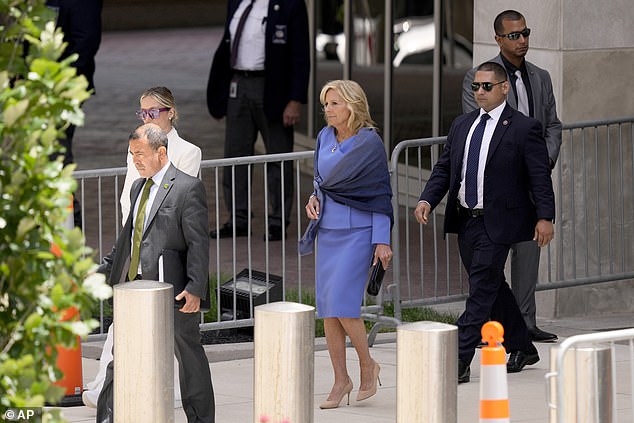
left=232, top=69, right=265, bottom=77
left=458, top=205, right=484, bottom=218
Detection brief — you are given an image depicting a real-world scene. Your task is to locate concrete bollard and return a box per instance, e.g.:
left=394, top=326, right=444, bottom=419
left=397, top=321, right=458, bottom=423
left=549, top=345, right=613, bottom=423
left=254, top=302, right=315, bottom=423
left=114, top=281, right=174, bottom=423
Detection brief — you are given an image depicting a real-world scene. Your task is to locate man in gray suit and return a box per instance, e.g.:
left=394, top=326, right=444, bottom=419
left=462, top=10, right=562, bottom=342
left=97, top=123, right=214, bottom=422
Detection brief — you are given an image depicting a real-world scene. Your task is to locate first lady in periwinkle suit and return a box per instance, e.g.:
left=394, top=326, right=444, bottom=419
left=300, top=80, right=393, bottom=409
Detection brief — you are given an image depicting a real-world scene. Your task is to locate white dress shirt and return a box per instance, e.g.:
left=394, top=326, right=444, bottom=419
left=230, top=0, right=269, bottom=70
left=458, top=101, right=506, bottom=209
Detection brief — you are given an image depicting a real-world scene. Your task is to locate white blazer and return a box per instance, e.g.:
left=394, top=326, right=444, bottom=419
left=120, top=127, right=202, bottom=224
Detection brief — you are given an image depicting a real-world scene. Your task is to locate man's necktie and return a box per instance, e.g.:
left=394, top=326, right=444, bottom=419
left=464, top=114, right=490, bottom=209
left=514, top=70, right=530, bottom=116
left=128, top=178, right=154, bottom=281
left=230, top=0, right=256, bottom=69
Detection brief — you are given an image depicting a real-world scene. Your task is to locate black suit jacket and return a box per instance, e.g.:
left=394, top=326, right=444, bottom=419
left=206, top=0, right=310, bottom=122
left=47, top=0, right=102, bottom=92
left=99, top=165, right=210, bottom=303
left=420, top=104, right=555, bottom=245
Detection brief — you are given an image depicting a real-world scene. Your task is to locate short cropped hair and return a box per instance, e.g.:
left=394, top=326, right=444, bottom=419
left=140, top=86, right=179, bottom=126
left=493, top=10, right=525, bottom=35
left=130, top=123, right=168, bottom=151
left=476, top=61, right=508, bottom=82
left=319, top=80, right=375, bottom=134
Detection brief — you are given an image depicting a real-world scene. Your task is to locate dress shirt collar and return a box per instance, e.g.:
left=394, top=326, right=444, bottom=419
left=479, top=101, right=506, bottom=123
left=150, top=161, right=171, bottom=187
left=500, top=53, right=527, bottom=76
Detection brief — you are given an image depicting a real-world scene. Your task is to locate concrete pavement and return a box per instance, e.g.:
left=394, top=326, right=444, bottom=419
left=55, top=311, right=633, bottom=422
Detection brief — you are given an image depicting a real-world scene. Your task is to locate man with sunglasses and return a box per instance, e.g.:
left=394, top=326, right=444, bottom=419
left=462, top=9, right=562, bottom=343
left=416, top=61, right=555, bottom=383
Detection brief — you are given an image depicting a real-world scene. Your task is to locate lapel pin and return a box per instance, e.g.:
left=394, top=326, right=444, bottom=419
left=503, top=120, right=509, bottom=126
left=274, top=4, right=280, bottom=11
left=163, top=183, right=169, bottom=189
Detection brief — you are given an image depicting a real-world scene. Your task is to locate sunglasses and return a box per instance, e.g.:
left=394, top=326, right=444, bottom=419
left=497, top=27, right=531, bottom=41
left=470, top=81, right=506, bottom=92
left=135, top=107, right=170, bottom=120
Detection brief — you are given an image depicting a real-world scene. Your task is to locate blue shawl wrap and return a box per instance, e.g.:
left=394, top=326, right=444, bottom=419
left=299, top=127, right=393, bottom=256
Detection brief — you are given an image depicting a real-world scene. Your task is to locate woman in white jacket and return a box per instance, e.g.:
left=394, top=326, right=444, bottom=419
left=82, top=87, right=202, bottom=408
left=120, top=86, right=202, bottom=224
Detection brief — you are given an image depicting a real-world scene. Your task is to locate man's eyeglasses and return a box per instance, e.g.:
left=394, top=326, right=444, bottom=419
left=496, top=27, right=531, bottom=41
left=470, top=81, right=506, bottom=92
left=135, top=107, right=170, bottom=120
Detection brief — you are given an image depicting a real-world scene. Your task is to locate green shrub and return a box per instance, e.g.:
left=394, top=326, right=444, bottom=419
left=0, top=1, right=111, bottom=419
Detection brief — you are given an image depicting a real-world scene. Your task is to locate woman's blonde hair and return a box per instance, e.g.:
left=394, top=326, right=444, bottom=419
left=140, top=86, right=179, bottom=126
left=319, top=80, right=375, bottom=134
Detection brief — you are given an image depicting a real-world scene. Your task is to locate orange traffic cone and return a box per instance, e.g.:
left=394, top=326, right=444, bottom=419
left=479, top=321, right=510, bottom=422
left=54, top=306, right=84, bottom=406
left=53, top=199, right=84, bottom=406
left=64, top=194, right=74, bottom=230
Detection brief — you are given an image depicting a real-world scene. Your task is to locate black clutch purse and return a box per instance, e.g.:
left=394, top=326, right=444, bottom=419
left=366, top=260, right=385, bottom=296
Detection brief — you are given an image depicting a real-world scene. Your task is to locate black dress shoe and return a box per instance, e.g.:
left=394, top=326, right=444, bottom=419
left=264, top=226, right=287, bottom=241
left=529, top=327, right=558, bottom=342
left=506, top=349, right=540, bottom=373
left=209, top=222, right=248, bottom=239
left=458, top=359, right=470, bottom=384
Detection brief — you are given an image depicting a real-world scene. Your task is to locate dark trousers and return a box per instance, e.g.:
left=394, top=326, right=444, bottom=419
left=174, top=311, right=215, bottom=423
left=97, top=312, right=215, bottom=423
left=223, top=74, right=294, bottom=229
left=48, top=124, right=82, bottom=229
left=510, top=239, right=541, bottom=329
left=456, top=216, right=533, bottom=364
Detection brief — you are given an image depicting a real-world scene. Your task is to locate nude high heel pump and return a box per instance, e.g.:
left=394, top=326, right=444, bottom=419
left=356, top=361, right=381, bottom=402
left=320, top=377, right=353, bottom=409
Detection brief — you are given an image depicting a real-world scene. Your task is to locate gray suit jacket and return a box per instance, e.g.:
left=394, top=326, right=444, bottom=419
left=99, top=164, right=209, bottom=300
left=462, top=54, right=562, bottom=164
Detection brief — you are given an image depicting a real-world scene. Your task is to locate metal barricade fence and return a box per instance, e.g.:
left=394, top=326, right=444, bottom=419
left=388, top=136, right=464, bottom=324
left=545, top=328, right=634, bottom=423
left=199, top=152, right=314, bottom=332
left=388, top=116, right=634, bottom=321
left=76, top=116, right=634, bottom=338
left=76, top=150, right=394, bottom=339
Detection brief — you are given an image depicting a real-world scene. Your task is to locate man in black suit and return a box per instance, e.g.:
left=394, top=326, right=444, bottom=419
left=462, top=9, right=561, bottom=343
left=47, top=0, right=103, bottom=166
left=97, top=123, right=214, bottom=422
left=207, top=0, right=310, bottom=241
left=47, top=0, right=102, bottom=229
left=415, top=62, right=555, bottom=383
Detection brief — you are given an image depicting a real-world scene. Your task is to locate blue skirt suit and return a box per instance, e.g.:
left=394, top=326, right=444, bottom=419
left=315, top=128, right=391, bottom=318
